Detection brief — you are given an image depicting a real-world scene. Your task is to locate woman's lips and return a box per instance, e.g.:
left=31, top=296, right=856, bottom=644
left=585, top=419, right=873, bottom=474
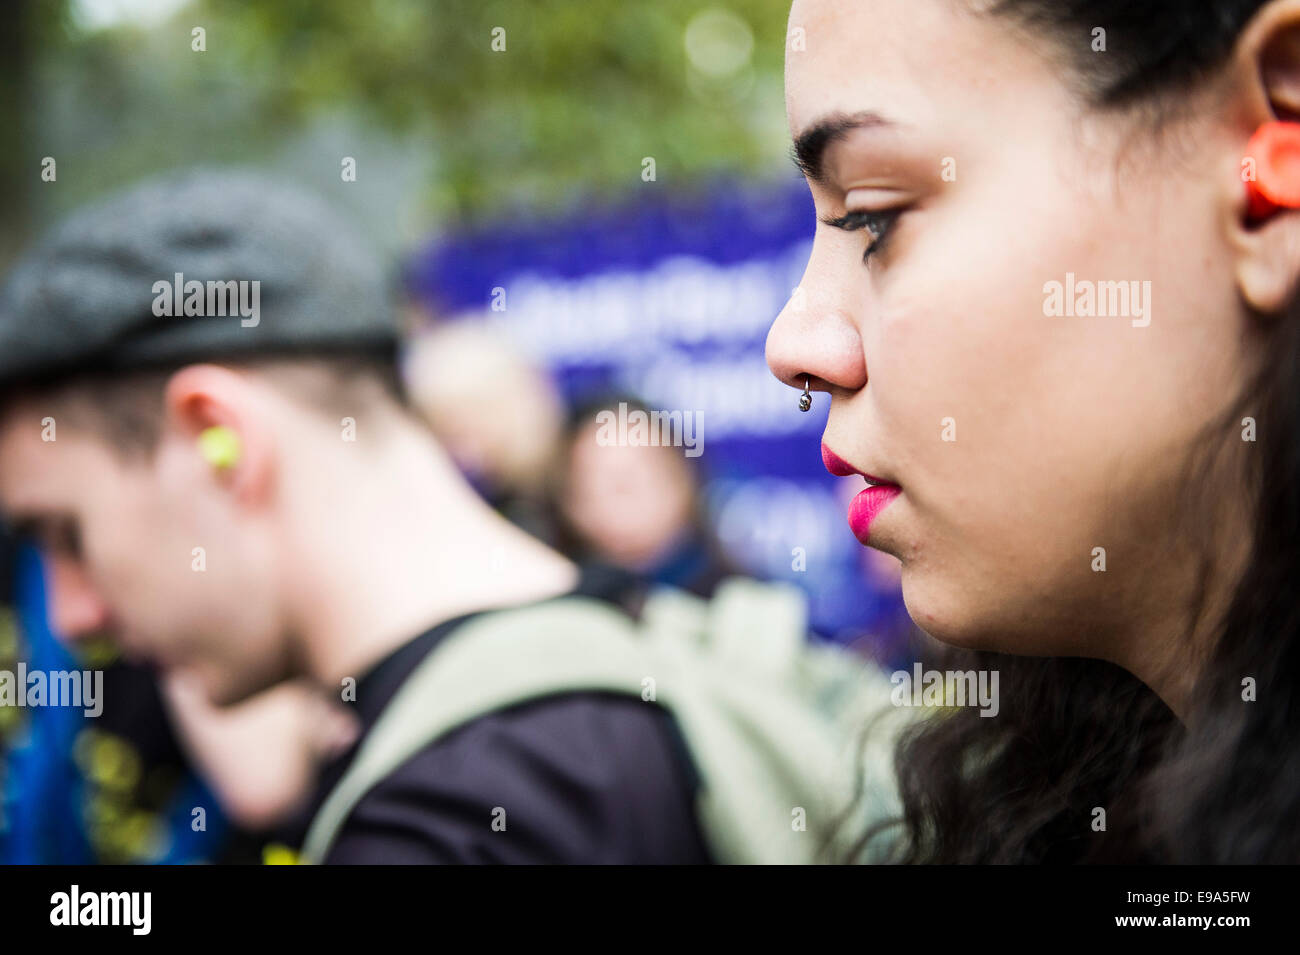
left=820, top=443, right=890, bottom=484
left=847, top=484, right=902, bottom=544
left=821, top=442, right=901, bottom=544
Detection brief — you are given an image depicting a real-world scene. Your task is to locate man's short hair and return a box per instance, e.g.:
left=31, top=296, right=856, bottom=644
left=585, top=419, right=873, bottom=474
left=8, top=354, right=406, bottom=457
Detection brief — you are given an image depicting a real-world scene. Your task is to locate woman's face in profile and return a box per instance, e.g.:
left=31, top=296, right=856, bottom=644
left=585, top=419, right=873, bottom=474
left=768, top=0, right=1263, bottom=680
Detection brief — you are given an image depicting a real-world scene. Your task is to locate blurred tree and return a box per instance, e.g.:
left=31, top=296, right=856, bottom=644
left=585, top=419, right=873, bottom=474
left=10, top=0, right=794, bottom=252
left=204, top=0, right=792, bottom=219
left=0, top=0, right=55, bottom=268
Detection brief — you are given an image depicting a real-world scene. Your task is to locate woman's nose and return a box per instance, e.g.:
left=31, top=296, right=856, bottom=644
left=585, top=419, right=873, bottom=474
left=765, top=283, right=868, bottom=396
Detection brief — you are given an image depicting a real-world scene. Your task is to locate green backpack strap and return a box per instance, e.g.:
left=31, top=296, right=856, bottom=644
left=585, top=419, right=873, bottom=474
left=300, top=581, right=905, bottom=864
left=299, top=595, right=651, bottom=864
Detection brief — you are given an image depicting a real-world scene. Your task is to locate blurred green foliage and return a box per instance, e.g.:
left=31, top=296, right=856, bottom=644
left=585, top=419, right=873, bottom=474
left=9, top=0, right=795, bottom=249
left=206, top=0, right=794, bottom=217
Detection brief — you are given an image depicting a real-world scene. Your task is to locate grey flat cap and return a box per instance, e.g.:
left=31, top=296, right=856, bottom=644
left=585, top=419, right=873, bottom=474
left=0, top=168, right=398, bottom=390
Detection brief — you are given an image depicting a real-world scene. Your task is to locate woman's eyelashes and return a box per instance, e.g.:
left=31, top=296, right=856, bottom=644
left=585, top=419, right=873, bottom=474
left=820, top=209, right=901, bottom=264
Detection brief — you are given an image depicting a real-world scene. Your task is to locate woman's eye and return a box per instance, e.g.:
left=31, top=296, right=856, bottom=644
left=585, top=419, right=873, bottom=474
left=820, top=209, right=900, bottom=264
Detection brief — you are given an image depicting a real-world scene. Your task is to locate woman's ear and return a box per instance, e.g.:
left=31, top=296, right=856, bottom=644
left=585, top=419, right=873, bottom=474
left=1227, top=0, right=1300, bottom=314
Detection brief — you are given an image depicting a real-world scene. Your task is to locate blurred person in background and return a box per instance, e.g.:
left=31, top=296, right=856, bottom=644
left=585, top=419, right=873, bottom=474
left=403, top=321, right=564, bottom=544
left=158, top=672, right=358, bottom=842
left=548, top=397, right=740, bottom=605
left=0, top=168, right=903, bottom=864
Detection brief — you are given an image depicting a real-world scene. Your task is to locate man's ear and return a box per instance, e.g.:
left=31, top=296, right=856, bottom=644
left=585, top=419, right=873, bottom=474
left=163, top=364, right=273, bottom=505
left=1228, top=1, right=1300, bottom=314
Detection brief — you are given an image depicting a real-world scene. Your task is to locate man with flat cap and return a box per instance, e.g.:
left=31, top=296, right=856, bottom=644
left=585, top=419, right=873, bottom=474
left=0, top=169, right=903, bottom=865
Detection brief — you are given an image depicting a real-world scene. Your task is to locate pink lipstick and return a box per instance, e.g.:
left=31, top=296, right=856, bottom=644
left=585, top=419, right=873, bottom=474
left=821, top=442, right=901, bottom=544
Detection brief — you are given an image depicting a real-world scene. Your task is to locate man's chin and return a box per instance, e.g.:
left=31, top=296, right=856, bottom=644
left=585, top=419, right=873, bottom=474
left=205, top=679, right=262, bottom=709
left=165, top=663, right=253, bottom=709
left=201, top=668, right=291, bottom=710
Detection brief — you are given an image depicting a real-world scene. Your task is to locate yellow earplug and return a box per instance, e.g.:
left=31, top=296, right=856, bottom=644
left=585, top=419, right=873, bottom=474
left=261, top=843, right=301, bottom=865
left=198, top=425, right=241, bottom=469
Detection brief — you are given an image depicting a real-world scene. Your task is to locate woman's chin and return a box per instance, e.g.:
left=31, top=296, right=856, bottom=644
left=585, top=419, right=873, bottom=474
left=898, top=572, right=1011, bottom=653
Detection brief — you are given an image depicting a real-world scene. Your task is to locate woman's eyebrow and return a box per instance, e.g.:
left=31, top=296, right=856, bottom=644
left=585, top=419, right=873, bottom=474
left=792, top=110, right=897, bottom=185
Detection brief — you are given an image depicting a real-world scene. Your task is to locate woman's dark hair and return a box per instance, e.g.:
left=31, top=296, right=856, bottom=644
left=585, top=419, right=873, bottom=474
left=860, top=0, right=1300, bottom=863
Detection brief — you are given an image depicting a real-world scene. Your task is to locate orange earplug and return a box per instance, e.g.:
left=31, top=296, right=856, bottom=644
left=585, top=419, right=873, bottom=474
left=1245, top=121, right=1300, bottom=220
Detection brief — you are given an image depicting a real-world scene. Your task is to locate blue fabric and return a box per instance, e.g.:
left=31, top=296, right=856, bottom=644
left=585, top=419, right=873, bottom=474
left=0, top=543, right=231, bottom=864
left=0, top=543, right=92, bottom=863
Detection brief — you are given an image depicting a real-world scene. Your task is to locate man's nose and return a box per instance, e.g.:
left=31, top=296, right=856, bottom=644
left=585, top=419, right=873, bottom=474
left=44, top=555, right=111, bottom=641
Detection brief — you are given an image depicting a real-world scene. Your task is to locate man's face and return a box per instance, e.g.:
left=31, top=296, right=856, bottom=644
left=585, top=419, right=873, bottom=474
left=0, top=397, right=288, bottom=706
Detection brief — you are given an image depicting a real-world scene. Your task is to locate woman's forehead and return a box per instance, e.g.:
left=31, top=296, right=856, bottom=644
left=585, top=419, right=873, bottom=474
left=784, top=0, right=1051, bottom=138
